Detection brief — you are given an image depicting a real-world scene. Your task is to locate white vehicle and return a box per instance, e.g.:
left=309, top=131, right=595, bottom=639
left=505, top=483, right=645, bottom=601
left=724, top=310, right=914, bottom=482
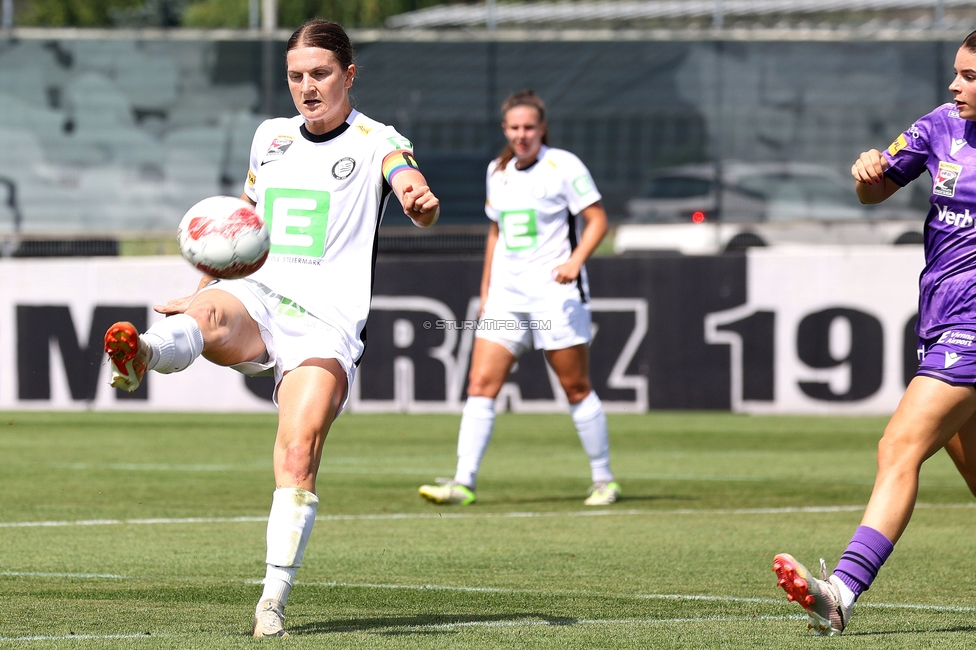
left=617, top=161, right=926, bottom=254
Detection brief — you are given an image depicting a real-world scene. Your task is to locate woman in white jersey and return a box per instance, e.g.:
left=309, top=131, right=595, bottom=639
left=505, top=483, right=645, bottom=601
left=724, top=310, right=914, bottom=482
left=102, top=19, right=439, bottom=637
left=419, top=90, right=618, bottom=507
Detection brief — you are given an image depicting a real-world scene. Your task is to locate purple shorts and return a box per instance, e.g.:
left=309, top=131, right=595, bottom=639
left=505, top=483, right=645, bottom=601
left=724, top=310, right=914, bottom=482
left=917, top=328, right=976, bottom=386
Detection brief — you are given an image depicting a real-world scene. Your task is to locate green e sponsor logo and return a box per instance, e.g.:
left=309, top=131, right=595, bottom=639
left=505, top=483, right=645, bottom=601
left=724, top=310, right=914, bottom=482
left=572, top=174, right=594, bottom=196
left=500, top=209, right=538, bottom=251
left=386, top=136, right=413, bottom=151
left=264, top=188, right=330, bottom=256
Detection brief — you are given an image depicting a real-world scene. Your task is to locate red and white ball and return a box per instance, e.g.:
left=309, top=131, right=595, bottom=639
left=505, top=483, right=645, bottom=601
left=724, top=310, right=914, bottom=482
left=178, top=196, right=270, bottom=280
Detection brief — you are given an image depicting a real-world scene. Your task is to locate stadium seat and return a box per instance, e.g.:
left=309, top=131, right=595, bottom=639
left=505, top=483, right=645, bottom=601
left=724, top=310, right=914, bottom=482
left=163, top=125, right=226, bottom=209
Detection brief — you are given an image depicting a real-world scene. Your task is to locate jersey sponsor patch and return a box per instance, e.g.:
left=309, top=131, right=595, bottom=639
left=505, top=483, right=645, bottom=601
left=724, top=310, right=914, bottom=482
left=887, top=134, right=908, bottom=156
left=572, top=174, right=595, bottom=196
left=935, top=203, right=975, bottom=227
left=264, top=187, right=330, bottom=257
left=918, top=329, right=976, bottom=383
left=386, top=135, right=413, bottom=151
left=934, top=161, right=962, bottom=198
left=500, top=209, right=539, bottom=251
left=937, top=330, right=975, bottom=346
left=247, top=169, right=256, bottom=188
left=261, top=136, right=294, bottom=165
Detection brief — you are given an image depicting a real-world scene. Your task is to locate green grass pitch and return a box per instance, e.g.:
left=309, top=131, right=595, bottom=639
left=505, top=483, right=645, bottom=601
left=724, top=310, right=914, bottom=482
left=2, top=410, right=976, bottom=649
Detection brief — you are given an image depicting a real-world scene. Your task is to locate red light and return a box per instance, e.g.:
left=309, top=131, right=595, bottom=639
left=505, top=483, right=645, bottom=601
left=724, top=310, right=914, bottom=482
left=691, top=211, right=706, bottom=223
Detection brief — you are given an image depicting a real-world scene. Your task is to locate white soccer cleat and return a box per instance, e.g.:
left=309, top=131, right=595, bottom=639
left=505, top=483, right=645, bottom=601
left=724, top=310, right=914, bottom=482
left=773, top=554, right=851, bottom=636
left=251, top=599, right=288, bottom=637
left=584, top=481, right=621, bottom=506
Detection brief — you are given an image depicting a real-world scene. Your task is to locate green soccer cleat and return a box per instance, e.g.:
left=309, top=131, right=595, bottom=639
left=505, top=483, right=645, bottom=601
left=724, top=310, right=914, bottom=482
left=250, top=599, right=288, bottom=637
left=773, top=553, right=851, bottom=636
left=419, top=478, right=476, bottom=505
left=584, top=481, right=621, bottom=506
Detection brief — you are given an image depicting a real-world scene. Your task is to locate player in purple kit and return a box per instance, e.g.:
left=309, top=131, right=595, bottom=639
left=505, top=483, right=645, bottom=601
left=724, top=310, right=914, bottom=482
left=773, top=29, right=976, bottom=635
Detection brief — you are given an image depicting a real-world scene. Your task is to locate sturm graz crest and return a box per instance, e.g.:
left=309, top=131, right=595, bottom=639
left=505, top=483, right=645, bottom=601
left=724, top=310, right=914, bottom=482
left=332, top=157, right=356, bottom=180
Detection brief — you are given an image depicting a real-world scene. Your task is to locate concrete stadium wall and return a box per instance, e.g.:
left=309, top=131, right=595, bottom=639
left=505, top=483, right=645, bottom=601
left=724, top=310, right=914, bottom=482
left=0, top=248, right=923, bottom=414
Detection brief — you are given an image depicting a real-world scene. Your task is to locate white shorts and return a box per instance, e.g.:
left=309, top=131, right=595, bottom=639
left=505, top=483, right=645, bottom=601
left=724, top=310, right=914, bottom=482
left=476, top=299, right=591, bottom=358
left=198, top=278, right=356, bottom=412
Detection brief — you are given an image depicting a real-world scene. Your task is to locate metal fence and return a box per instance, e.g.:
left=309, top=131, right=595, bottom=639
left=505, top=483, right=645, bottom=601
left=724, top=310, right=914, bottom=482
left=0, top=27, right=967, bottom=236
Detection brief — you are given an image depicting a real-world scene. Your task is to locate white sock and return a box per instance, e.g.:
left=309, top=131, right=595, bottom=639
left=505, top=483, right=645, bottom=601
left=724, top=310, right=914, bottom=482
left=454, top=396, right=496, bottom=490
left=570, top=391, right=614, bottom=483
left=142, top=313, right=204, bottom=374
left=836, top=577, right=856, bottom=609
left=262, top=488, right=319, bottom=605
left=260, top=565, right=297, bottom=606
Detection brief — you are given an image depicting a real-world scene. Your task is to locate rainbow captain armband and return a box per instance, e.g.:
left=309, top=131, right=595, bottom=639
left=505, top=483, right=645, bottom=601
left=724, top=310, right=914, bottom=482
left=382, top=150, right=419, bottom=185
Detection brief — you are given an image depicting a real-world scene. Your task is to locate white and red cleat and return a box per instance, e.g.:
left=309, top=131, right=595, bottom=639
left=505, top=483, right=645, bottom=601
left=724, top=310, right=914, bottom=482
left=773, top=553, right=850, bottom=636
left=104, top=321, right=149, bottom=393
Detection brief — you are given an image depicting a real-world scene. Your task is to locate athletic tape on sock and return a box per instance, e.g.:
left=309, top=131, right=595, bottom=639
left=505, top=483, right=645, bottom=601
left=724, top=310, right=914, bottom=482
left=144, top=313, right=204, bottom=374
left=265, top=487, right=319, bottom=568
left=260, top=565, right=297, bottom=606
left=455, top=396, right=496, bottom=489
left=570, top=391, right=603, bottom=422
left=570, top=392, right=613, bottom=482
left=462, top=395, right=495, bottom=419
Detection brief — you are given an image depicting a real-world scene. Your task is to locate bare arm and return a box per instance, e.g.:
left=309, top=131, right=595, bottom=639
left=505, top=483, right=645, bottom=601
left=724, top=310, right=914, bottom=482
left=155, top=276, right=215, bottom=315
left=851, top=149, right=902, bottom=205
left=390, top=168, right=440, bottom=228
left=551, top=201, right=608, bottom=284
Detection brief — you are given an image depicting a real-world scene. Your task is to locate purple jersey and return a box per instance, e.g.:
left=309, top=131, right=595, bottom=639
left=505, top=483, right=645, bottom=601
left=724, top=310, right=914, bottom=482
left=883, top=103, right=976, bottom=338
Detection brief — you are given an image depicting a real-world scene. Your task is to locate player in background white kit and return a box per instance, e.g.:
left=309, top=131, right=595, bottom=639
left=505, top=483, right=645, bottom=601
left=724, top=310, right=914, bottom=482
left=419, top=90, right=620, bottom=507
left=102, top=20, right=439, bottom=637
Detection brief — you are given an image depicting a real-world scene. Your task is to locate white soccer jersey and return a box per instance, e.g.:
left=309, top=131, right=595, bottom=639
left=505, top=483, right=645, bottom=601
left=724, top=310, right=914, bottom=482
left=242, top=109, right=412, bottom=364
left=484, top=145, right=602, bottom=310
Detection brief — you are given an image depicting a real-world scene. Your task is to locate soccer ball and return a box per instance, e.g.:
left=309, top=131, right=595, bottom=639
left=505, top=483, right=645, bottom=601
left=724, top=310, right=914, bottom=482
left=178, top=196, right=270, bottom=280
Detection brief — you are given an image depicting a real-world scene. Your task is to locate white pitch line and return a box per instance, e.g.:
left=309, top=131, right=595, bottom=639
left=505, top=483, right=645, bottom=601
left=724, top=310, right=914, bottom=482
left=39, top=462, right=976, bottom=487
left=618, top=472, right=879, bottom=485
left=50, top=462, right=450, bottom=476
left=44, top=462, right=894, bottom=483
left=4, top=502, right=975, bottom=529
left=296, top=580, right=976, bottom=614
left=51, top=463, right=259, bottom=472
left=0, top=633, right=171, bottom=642
left=0, top=571, right=124, bottom=579
left=635, top=593, right=976, bottom=613
left=0, top=516, right=268, bottom=529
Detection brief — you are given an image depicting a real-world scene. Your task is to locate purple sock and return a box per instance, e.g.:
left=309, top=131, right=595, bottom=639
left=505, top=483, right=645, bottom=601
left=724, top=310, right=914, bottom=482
left=833, top=526, right=894, bottom=599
